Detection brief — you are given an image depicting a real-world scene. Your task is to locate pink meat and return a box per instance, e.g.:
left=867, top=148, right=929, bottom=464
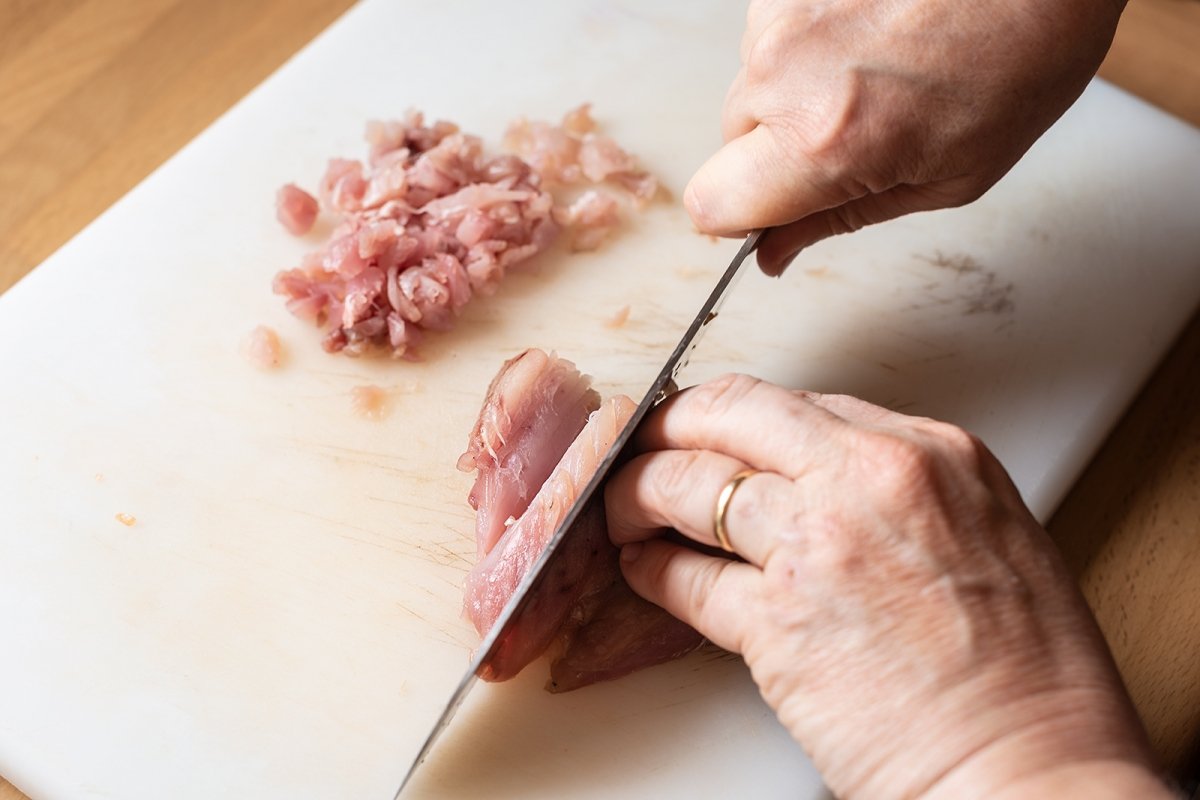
left=554, top=190, right=621, bottom=252
left=275, top=184, right=319, bottom=235
left=242, top=325, right=283, bottom=369
left=457, top=349, right=600, bottom=558
left=273, top=107, right=658, bottom=359
left=273, top=113, right=557, bottom=359
left=460, top=351, right=703, bottom=689
left=503, top=103, right=659, bottom=205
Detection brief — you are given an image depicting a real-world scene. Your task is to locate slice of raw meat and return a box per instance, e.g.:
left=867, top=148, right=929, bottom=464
left=459, top=350, right=703, bottom=689
left=457, top=349, right=599, bottom=558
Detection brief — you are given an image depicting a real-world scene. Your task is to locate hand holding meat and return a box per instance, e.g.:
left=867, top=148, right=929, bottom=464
left=688, top=0, right=1122, bottom=274
left=605, top=375, right=1170, bottom=799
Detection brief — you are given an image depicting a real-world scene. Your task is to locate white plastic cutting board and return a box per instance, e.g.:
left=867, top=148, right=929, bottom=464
left=2, top=2, right=1199, bottom=798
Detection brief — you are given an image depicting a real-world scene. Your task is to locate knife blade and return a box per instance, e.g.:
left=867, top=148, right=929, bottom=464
left=393, top=229, right=764, bottom=797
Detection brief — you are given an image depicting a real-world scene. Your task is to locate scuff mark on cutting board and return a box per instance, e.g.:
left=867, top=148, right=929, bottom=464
left=918, top=251, right=983, bottom=275
left=910, top=251, right=1016, bottom=316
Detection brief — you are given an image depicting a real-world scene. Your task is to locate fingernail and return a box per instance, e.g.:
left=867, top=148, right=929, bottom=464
left=621, top=542, right=644, bottom=563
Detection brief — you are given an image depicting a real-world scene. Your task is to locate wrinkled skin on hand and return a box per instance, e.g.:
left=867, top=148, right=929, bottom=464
left=687, top=0, right=1125, bottom=273
left=605, top=376, right=1169, bottom=799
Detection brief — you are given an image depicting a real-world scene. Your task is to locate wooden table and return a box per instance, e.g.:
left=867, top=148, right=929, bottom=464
left=0, top=1, right=1197, bottom=797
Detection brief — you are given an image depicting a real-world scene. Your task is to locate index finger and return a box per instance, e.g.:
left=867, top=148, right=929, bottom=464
left=635, top=374, right=845, bottom=479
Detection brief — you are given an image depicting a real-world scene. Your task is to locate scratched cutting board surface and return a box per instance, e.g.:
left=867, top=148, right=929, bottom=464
left=2, top=1, right=1200, bottom=799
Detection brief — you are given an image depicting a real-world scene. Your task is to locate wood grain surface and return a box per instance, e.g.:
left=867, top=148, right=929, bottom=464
left=0, top=0, right=1197, bottom=797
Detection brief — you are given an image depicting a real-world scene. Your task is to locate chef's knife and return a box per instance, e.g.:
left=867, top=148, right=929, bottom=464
left=394, top=229, right=764, bottom=797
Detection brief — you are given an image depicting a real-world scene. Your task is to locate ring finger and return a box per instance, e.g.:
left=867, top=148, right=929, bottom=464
left=605, top=448, right=795, bottom=567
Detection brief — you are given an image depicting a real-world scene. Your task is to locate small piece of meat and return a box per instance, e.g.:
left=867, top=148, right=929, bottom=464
left=502, top=118, right=582, bottom=185
left=504, top=104, right=659, bottom=206
left=457, top=349, right=599, bottom=558
left=460, top=351, right=703, bottom=689
left=577, top=135, right=659, bottom=207
left=242, top=325, right=283, bottom=369
left=276, top=184, right=319, bottom=235
left=560, top=103, right=597, bottom=136
left=114, top=513, right=137, bottom=527
left=319, top=159, right=367, bottom=213
left=554, top=190, right=620, bottom=252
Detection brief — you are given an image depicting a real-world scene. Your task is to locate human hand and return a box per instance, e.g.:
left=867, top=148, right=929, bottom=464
left=689, top=0, right=1124, bottom=274
left=605, top=375, right=1168, bottom=799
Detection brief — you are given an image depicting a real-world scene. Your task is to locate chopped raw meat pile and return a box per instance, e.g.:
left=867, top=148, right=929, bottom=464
left=273, top=106, right=656, bottom=359
left=459, top=349, right=702, bottom=692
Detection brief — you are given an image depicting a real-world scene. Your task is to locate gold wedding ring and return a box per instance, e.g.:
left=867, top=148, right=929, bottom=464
left=713, top=468, right=758, bottom=553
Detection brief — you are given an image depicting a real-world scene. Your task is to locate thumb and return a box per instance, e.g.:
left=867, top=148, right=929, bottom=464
left=685, top=124, right=850, bottom=236
left=619, top=538, right=757, bottom=654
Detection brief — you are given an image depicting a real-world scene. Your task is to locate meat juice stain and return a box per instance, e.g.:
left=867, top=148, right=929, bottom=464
left=351, top=385, right=391, bottom=420
left=603, top=305, right=631, bottom=329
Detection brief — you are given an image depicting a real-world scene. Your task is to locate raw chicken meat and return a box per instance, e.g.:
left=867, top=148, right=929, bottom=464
left=504, top=104, right=659, bottom=206
left=553, top=190, right=621, bottom=252
left=276, top=184, right=319, bottom=235
left=457, top=349, right=599, bottom=558
left=459, top=350, right=703, bottom=691
left=273, top=107, right=659, bottom=358
left=273, top=112, right=557, bottom=359
left=241, top=325, right=283, bottom=369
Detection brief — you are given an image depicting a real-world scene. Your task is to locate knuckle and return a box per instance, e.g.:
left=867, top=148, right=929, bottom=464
left=762, top=541, right=808, bottom=588
left=856, top=430, right=939, bottom=500
left=692, top=373, right=763, bottom=419
left=827, top=202, right=869, bottom=236
left=649, top=450, right=702, bottom=510
left=686, top=559, right=731, bottom=628
left=766, top=522, right=861, bottom=593
left=933, top=422, right=985, bottom=460
left=916, top=419, right=991, bottom=474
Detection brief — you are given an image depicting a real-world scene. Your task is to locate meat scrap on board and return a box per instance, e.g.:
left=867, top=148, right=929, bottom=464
left=458, top=349, right=703, bottom=692
left=272, top=106, right=656, bottom=359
